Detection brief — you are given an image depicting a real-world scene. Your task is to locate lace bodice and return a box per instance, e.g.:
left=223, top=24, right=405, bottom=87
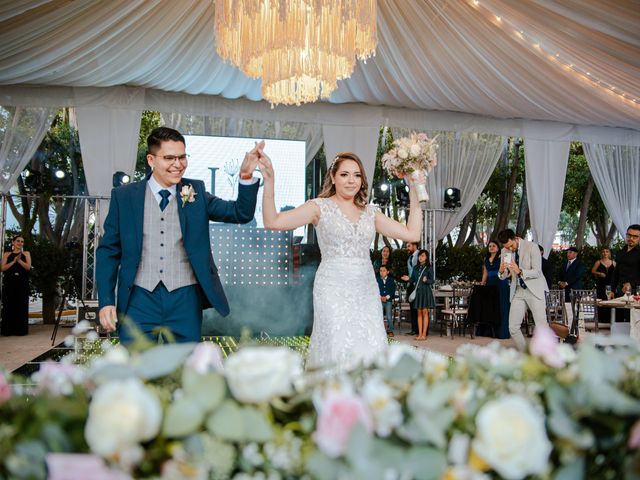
left=312, top=198, right=376, bottom=260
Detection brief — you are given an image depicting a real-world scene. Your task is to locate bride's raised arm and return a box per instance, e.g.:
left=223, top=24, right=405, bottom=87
left=374, top=182, right=422, bottom=242
left=258, top=149, right=319, bottom=231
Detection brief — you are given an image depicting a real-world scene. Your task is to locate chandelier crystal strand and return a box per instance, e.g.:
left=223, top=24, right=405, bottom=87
left=214, top=0, right=377, bottom=106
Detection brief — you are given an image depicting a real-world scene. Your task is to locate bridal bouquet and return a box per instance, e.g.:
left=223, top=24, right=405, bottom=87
left=381, top=132, right=438, bottom=202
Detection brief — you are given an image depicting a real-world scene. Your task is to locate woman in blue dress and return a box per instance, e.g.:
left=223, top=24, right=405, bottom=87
left=481, top=240, right=510, bottom=339
left=409, top=249, right=435, bottom=340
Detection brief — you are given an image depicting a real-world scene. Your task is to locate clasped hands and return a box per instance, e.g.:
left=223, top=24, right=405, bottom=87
left=240, top=140, right=274, bottom=182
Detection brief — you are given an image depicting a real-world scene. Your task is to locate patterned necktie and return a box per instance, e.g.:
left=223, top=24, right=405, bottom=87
left=514, top=251, right=527, bottom=289
left=159, top=189, right=171, bottom=211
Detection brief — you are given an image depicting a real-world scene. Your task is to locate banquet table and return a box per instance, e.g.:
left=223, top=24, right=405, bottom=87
left=597, top=298, right=640, bottom=340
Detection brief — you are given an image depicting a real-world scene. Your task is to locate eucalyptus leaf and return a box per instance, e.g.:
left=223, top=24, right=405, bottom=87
left=404, top=446, right=447, bottom=480
left=553, top=456, right=585, bottom=480
left=588, top=382, right=640, bottom=415
left=163, top=397, right=205, bottom=437
left=345, top=423, right=373, bottom=474
left=306, top=451, right=343, bottom=480
left=546, top=384, right=594, bottom=448
left=413, top=408, right=456, bottom=448
left=134, top=343, right=196, bottom=379
left=396, top=418, right=432, bottom=443
left=242, top=406, right=273, bottom=442
left=388, top=353, right=422, bottom=380
left=206, top=400, right=246, bottom=441
left=182, top=369, right=226, bottom=412
left=89, top=363, right=136, bottom=383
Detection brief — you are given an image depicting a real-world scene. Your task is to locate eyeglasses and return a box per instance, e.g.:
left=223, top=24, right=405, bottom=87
left=151, top=154, right=189, bottom=163
left=626, top=233, right=640, bottom=239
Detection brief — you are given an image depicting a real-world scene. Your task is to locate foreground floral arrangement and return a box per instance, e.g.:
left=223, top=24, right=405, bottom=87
left=1, top=327, right=640, bottom=480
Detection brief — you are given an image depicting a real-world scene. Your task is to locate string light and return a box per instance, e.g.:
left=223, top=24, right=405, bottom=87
left=467, top=0, right=639, bottom=107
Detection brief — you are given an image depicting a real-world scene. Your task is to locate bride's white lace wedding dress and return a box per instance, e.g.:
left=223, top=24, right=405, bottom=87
left=306, top=198, right=388, bottom=371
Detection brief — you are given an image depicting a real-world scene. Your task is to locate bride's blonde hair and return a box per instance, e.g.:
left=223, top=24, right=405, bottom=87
left=317, top=152, right=369, bottom=208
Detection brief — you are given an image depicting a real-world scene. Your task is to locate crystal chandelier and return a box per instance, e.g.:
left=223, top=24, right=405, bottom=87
left=214, top=0, right=377, bottom=106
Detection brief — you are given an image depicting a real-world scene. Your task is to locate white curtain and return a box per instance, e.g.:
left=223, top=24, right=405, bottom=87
left=75, top=106, right=141, bottom=197
left=160, top=113, right=323, bottom=166
left=322, top=125, right=380, bottom=194
left=0, top=106, right=55, bottom=193
left=392, top=129, right=505, bottom=241
left=584, top=143, right=640, bottom=235
left=1, top=1, right=639, bottom=132
left=525, top=139, right=570, bottom=256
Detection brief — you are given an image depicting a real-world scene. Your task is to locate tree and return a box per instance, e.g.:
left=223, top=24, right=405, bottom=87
left=561, top=142, right=616, bottom=247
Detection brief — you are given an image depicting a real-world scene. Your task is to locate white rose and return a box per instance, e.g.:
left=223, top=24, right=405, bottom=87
left=397, top=148, right=408, bottom=159
left=361, top=375, right=403, bottom=437
left=472, top=395, right=551, bottom=480
left=410, top=143, right=421, bottom=157
left=85, top=378, right=162, bottom=462
left=225, top=347, right=303, bottom=403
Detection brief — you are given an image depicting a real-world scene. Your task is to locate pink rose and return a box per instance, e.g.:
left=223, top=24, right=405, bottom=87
left=313, top=391, right=373, bottom=458
left=530, top=325, right=565, bottom=368
left=0, top=371, right=11, bottom=404
left=33, top=361, right=84, bottom=396
left=629, top=419, right=640, bottom=449
left=185, top=342, right=224, bottom=374
left=46, top=454, right=131, bottom=480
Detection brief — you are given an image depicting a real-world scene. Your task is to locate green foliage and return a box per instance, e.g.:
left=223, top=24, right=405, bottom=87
left=434, top=243, right=484, bottom=282
left=26, top=235, right=71, bottom=299
left=134, top=111, right=162, bottom=179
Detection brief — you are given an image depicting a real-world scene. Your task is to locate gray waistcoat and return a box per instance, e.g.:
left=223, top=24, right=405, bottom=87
left=134, top=186, right=197, bottom=292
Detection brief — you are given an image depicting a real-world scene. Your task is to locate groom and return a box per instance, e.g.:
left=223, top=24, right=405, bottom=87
left=97, top=127, right=261, bottom=343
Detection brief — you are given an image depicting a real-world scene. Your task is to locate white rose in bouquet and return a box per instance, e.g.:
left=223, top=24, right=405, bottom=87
left=225, top=347, right=303, bottom=403
left=85, top=378, right=162, bottom=464
left=472, top=395, right=551, bottom=479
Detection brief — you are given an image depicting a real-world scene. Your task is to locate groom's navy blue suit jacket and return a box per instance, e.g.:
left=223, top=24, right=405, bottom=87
left=96, top=177, right=259, bottom=316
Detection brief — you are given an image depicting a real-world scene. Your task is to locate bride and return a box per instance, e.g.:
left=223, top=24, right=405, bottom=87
left=258, top=149, right=422, bottom=371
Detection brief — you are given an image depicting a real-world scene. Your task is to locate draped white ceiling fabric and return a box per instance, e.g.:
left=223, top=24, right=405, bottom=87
left=0, top=0, right=638, bottom=133
left=525, top=139, right=571, bottom=257
left=322, top=125, right=381, bottom=190
left=584, top=144, right=640, bottom=235
left=0, top=106, right=55, bottom=193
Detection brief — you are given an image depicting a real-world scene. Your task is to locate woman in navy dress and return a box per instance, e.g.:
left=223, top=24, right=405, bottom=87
left=409, top=249, right=435, bottom=340
left=1, top=235, right=31, bottom=336
left=481, top=240, right=510, bottom=339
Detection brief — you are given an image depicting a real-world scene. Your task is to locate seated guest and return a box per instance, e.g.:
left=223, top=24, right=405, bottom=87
left=591, top=247, right=616, bottom=323
left=377, top=265, right=396, bottom=336
left=558, top=246, right=585, bottom=302
left=481, top=240, right=510, bottom=339
left=373, top=245, right=392, bottom=276
left=539, top=245, right=553, bottom=289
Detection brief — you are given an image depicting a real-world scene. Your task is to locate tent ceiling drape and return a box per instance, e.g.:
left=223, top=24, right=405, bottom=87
left=0, top=0, right=638, bottom=131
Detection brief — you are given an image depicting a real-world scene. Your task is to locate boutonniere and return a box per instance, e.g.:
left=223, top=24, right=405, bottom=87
left=180, top=184, right=197, bottom=207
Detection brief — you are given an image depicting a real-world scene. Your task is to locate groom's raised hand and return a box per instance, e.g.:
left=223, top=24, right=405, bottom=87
left=239, top=140, right=265, bottom=179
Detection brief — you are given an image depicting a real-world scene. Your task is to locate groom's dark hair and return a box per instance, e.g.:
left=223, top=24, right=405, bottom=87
left=147, top=127, right=186, bottom=154
left=497, top=228, right=516, bottom=244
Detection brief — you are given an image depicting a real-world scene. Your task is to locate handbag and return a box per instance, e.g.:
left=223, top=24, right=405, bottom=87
left=408, top=289, right=417, bottom=302
left=407, top=267, right=426, bottom=303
